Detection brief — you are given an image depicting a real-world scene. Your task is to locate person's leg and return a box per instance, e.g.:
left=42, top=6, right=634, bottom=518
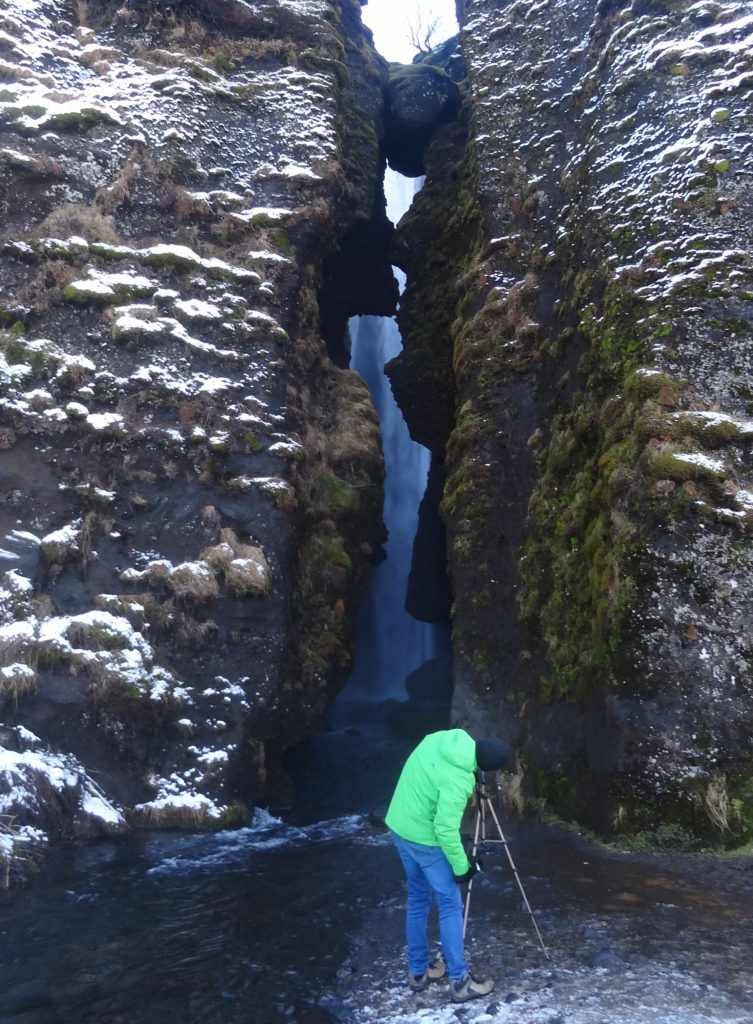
left=391, top=833, right=433, bottom=977
left=407, top=844, right=468, bottom=980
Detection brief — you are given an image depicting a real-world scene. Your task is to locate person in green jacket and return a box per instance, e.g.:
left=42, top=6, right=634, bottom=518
left=385, top=728, right=511, bottom=1003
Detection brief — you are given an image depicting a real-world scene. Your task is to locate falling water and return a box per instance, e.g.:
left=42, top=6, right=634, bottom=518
left=344, top=169, right=450, bottom=702
left=279, top=169, right=452, bottom=822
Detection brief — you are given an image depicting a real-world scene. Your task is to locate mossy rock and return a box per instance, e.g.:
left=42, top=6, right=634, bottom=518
left=299, top=49, right=350, bottom=87
left=225, top=554, right=270, bottom=597
left=64, top=279, right=117, bottom=304
left=45, top=106, right=122, bottom=130
left=650, top=451, right=725, bottom=485
left=624, top=368, right=689, bottom=401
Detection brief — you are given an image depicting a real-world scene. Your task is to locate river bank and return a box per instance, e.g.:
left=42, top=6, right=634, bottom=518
left=2, top=808, right=752, bottom=1024
left=332, top=821, right=753, bottom=1024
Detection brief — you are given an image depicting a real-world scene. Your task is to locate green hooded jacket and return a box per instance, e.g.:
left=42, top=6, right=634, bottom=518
left=385, top=728, right=476, bottom=876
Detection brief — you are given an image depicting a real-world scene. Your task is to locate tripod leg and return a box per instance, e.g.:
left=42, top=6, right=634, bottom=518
left=462, top=806, right=482, bottom=939
left=484, top=801, right=550, bottom=961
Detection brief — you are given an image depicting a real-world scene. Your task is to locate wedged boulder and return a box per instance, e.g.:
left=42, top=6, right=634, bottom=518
left=383, top=64, right=461, bottom=176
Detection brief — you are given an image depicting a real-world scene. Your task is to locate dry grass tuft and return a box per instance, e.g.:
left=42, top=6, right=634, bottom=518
left=703, top=773, right=729, bottom=833
left=0, top=663, right=38, bottom=703
left=169, top=562, right=220, bottom=602
left=37, top=202, right=120, bottom=244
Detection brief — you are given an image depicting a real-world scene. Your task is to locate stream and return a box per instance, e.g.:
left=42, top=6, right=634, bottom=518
left=2, top=804, right=753, bottom=1024
left=2, top=173, right=753, bottom=1024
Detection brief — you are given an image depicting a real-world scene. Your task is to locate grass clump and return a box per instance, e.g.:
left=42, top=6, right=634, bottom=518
left=0, top=663, right=38, bottom=702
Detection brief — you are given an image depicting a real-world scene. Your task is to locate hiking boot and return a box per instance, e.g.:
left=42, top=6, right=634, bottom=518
left=450, top=971, right=495, bottom=1002
left=408, top=958, right=447, bottom=991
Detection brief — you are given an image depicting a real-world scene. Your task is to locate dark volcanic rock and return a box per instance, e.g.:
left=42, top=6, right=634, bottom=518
left=383, top=63, right=461, bottom=176
left=405, top=456, right=452, bottom=623
left=395, top=0, right=753, bottom=845
left=318, top=186, right=399, bottom=364
left=0, top=0, right=389, bottom=867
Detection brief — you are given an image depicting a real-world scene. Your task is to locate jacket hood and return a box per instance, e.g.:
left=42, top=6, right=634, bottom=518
left=437, top=728, right=477, bottom=771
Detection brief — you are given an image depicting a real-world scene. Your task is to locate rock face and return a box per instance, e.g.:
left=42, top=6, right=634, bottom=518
left=2, top=0, right=752, bottom=877
left=395, top=0, right=753, bottom=845
left=0, top=0, right=389, bottom=875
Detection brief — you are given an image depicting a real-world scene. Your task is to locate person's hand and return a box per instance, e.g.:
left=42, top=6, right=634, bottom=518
left=453, top=854, right=482, bottom=884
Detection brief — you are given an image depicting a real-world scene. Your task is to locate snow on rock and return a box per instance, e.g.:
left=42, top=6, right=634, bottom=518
left=0, top=0, right=385, bottom=864
left=0, top=725, right=128, bottom=857
left=0, top=607, right=192, bottom=707
left=40, top=519, right=82, bottom=561
left=0, top=823, right=47, bottom=887
left=130, top=791, right=227, bottom=829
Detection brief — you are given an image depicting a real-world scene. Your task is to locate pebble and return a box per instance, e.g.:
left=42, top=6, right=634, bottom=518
left=591, top=947, right=627, bottom=971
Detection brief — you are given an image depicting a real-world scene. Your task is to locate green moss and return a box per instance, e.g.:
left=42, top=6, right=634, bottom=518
left=66, top=622, right=129, bottom=651
left=534, top=767, right=585, bottom=820
left=386, top=61, right=457, bottom=93
left=519, top=284, right=672, bottom=700
left=89, top=241, right=132, bottom=260
left=299, top=49, right=349, bottom=87
left=47, top=106, right=122, bottom=130
left=307, top=467, right=358, bottom=518
left=615, top=820, right=701, bottom=852
left=63, top=280, right=115, bottom=304
left=307, top=535, right=352, bottom=573
left=212, top=51, right=234, bottom=74
left=1, top=334, right=33, bottom=365
left=650, top=451, right=724, bottom=484
left=293, top=528, right=354, bottom=684
left=624, top=369, right=688, bottom=401
left=272, top=227, right=292, bottom=257
left=681, top=417, right=744, bottom=446
left=520, top=243, right=747, bottom=704
left=441, top=457, right=493, bottom=522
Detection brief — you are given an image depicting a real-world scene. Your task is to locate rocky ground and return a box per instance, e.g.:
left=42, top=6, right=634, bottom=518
left=329, top=825, right=753, bottom=1024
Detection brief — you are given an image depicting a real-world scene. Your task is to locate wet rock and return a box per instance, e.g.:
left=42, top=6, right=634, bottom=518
left=405, top=456, right=453, bottom=623
left=405, top=0, right=753, bottom=847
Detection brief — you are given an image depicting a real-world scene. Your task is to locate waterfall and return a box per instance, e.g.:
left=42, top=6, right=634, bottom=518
left=281, top=169, right=452, bottom=821
left=343, top=169, right=449, bottom=702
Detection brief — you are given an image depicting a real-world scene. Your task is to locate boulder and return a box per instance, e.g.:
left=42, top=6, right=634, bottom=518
left=383, top=64, right=461, bottom=177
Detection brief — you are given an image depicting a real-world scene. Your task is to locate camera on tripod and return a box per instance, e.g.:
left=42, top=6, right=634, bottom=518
left=462, top=767, right=550, bottom=960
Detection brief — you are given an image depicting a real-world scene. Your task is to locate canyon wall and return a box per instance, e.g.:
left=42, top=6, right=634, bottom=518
left=0, top=0, right=389, bottom=878
left=395, top=0, right=753, bottom=844
left=3, top=0, right=753, bottom=880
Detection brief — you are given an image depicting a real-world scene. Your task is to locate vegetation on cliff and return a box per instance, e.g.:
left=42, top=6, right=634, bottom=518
left=396, top=0, right=753, bottom=848
left=0, top=0, right=389, bottom=877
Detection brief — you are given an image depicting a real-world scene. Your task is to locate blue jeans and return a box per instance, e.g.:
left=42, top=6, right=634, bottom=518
left=391, top=832, right=468, bottom=981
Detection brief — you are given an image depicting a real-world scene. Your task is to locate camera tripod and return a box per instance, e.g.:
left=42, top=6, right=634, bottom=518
left=463, top=773, right=550, bottom=960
